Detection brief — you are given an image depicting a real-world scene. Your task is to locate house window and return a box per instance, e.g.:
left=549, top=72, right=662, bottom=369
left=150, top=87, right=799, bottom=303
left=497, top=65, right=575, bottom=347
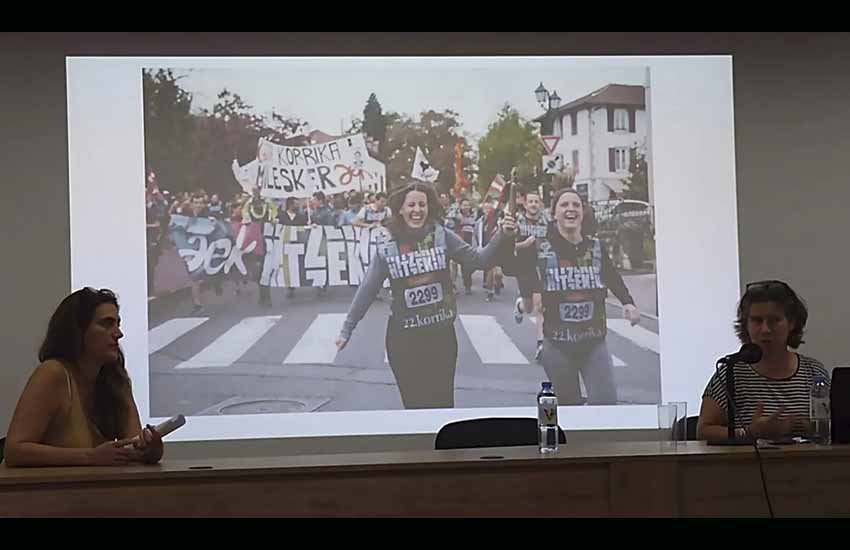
left=615, top=147, right=629, bottom=171
left=554, top=117, right=562, bottom=138
left=614, top=109, right=628, bottom=131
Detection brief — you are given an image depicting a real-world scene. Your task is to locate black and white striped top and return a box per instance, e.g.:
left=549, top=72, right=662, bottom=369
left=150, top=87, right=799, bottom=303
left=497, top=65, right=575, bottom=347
left=703, top=354, right=830, bottom=429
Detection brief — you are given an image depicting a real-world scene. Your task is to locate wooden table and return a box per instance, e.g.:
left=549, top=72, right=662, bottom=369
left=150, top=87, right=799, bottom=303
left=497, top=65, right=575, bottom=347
left=2, top=441, right=849, bottom=517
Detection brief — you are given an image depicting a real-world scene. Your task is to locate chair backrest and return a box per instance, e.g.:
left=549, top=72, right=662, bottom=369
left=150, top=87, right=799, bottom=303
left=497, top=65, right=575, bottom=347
left=675, top=416, right=700, bottom=441
left=831, top=366, right=850, bottom=443
left=435, top=417, right=566, bottom=450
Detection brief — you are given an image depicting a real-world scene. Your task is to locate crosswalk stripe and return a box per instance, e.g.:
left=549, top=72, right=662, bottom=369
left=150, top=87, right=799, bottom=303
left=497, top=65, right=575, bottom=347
left=149, top=317, right=208, bottom=354
left=606, top=319, right=660, bottom=354
left=175, top=316, right=280, bottom=369
left=383, top=349, right=622, bottom=367
left=284, top=313, right=347, bottom=364
left=529, top=316, right=657, bottom=356
left=160, top=314, right=646, bottom=371
left=380, top=319, right=627, bottom=367
left=459, top=315, right=528, bottom=365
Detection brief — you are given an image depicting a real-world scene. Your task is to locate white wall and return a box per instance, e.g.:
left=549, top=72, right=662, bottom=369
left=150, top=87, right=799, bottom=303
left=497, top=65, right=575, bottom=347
left=0, top=50, right=71, bottom=447
left=594, top=109, right=647, bottom=199
left=556, top=106, right=648, bottom=201
left=594, top=110, right=648, bottom=175
left=555, top=112, right=586, bottom=178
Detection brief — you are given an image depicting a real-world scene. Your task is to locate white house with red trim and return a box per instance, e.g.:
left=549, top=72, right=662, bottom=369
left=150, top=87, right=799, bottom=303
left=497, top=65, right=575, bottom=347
left=533, top=84, right=648, bottom=202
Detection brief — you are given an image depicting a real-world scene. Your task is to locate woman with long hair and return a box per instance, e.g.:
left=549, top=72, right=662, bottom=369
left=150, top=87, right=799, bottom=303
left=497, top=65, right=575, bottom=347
left=5, top=288, right=164, bottom=466
left=335, top=181, right=516, bottom=408
left=511, top=187, right=641, bottom=405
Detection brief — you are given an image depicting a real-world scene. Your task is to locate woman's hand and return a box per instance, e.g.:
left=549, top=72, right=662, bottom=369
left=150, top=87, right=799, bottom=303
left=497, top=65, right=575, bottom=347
left=748, top=403, right=794, bottom=439
left=90, top=440, right=143, bottom=466
left=335, top=335, right=349, bottom=351
left=515, top=236, right=535, bottom=249
left=623, top=304, right=641, bottom=326
left=499, top=213, right=517, bottom=235
left=130, top=424, right=164, bottom=464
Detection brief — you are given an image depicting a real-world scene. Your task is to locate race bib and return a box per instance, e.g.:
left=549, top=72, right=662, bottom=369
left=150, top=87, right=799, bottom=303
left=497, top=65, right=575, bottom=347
left=559, top=301, right=594, bottom=323
left=404, top=283, right=444, bottom=309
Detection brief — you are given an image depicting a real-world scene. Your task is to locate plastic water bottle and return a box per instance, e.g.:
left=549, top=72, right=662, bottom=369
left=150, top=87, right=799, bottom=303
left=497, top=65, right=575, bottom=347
left=537, top=381, right=560, bottom=453
left=810, top=375, right=831, bottom=445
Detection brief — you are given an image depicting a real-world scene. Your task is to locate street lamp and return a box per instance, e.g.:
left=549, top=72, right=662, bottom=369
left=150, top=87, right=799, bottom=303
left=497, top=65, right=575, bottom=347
left=548, top=90, right=561, bottom=110
left=535, top=83, right=562, bottom=111
left=535, top=82, right=549, bottom=107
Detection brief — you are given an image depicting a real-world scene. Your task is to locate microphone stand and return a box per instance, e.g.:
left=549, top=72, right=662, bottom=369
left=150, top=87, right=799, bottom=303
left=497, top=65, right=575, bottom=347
left=722, top=357, right=736, bottom=441
left=708, top=357, right=754, bottom=446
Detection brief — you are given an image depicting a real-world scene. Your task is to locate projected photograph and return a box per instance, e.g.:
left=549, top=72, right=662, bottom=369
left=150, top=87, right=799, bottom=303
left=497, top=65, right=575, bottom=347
left=143, top=60, right=660, bottom=417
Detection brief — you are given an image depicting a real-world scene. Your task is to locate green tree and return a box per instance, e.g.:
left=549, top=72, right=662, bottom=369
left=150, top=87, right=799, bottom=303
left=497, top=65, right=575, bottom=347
left=551, top=167, right=576, bottom=192
left=362, top=93, right=386, bottom=154
left=477, top=104, right=542, bottom=196
left=622, top=146, right=649, bottom=202
left=194, top=89, right=306, bottom=198
left=382, top=109, right=475, bottom=193
left=142, top=69, right=194, bottom=193
left=143, top=71, right=308, bottom=200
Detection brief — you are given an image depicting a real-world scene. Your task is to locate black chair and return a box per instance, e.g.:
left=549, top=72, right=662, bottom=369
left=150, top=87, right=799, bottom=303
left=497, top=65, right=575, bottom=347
left=675, top=416, right=700, bottom=441
left=435, top=417, right=566, bottom=450
left=0, top=436, right=5, bottom=464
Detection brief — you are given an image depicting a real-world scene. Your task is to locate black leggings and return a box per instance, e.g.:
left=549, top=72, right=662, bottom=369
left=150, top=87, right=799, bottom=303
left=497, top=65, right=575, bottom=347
left=539, top=339, right=617, bottom=405
left=461, top=264, right=474, bottom=291
left=386, top=320, right=458, bottom=409
left=245, top=255, right=269, bottom=302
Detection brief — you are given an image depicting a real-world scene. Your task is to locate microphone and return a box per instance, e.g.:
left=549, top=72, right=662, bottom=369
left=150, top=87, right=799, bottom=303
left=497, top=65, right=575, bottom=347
left=719, top=343, right=762, bottom=365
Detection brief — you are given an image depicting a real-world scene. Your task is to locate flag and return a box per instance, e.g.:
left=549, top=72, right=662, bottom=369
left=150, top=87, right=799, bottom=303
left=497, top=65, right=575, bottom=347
left=411, top=147, right=440, bottom=183
left=231, top=158, right=259, bottom=194
left=487, top=174, right=507, bottom=201
left=453, top=139, right=471, bottom=195
left=487, top=173, right=518, bottom=213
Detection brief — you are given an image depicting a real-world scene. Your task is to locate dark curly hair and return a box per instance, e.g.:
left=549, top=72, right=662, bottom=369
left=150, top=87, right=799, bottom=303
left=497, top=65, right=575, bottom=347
left=386, top=181, right=445, bottom=235
left=549, top=187, right=597, bottom=236
left=734, top=280, right=808, bottom=349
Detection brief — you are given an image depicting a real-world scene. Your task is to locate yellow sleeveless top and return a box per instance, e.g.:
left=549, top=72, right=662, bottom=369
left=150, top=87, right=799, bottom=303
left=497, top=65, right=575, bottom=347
left=41, top=365, right=108, bottom=449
